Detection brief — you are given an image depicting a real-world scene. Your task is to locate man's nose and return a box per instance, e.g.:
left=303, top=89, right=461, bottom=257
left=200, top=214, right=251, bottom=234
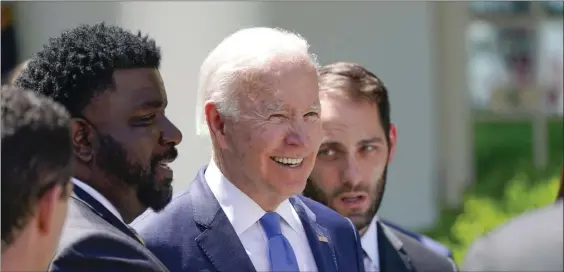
left=285, top=121, right=307, bottom=147
left=161, top=117, right=183, bottom=146
left=342, top=156, right=362, bottom=187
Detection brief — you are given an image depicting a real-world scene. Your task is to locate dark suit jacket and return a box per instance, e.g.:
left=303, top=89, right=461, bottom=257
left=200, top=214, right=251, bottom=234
left=462, top=200, right=563, bottom=271
left=377, top=220, right=458, bottom=272
left=132, top=166, right=365, bottom=272
left=380, top=219, right=453, bottom=258
left=49, top=185, right=169, bottom=272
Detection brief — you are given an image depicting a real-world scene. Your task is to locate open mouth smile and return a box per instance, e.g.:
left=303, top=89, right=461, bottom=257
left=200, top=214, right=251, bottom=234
left=270, top=157, right=304, bottom=168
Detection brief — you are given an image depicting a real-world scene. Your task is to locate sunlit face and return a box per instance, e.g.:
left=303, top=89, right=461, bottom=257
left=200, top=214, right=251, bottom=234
left=305, top=92, right=396, bottom=232
left=222, top=59, right=323, bottom=202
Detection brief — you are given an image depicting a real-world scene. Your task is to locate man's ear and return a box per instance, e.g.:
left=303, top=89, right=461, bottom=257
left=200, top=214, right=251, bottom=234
left=388, top=124, right=397, bottom=164
left=70, top=118, right=94, bottom=163
left=204, top=101, right=229, bottom=150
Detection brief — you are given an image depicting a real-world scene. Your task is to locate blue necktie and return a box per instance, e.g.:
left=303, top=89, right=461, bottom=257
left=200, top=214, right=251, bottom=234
left=260, top=212, right=300, bottom=272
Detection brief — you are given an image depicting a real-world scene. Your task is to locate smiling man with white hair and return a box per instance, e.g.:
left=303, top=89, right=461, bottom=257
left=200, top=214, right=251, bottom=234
left=132, top=27, right=365, bottom=272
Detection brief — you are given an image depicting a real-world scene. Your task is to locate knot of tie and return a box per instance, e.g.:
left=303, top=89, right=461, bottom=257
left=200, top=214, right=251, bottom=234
left=260, top=212, right=282, bottom=238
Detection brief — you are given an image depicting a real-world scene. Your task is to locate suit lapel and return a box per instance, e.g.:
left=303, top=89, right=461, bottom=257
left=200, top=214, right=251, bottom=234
left=377, top=221, right=414, bottom=272
left=290, top=197, right=338, bottom=272
left=72, top=185, right=142, bottom=245
left=191, top=167, right=256, bottom=272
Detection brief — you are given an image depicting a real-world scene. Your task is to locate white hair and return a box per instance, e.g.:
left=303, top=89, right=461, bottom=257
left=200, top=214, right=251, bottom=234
left=195, top=27, right=319, bottom=137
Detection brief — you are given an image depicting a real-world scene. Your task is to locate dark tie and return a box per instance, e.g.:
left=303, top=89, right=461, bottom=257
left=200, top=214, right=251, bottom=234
left=260, top=212, right=300, bottom=272
left=128, top=226, right=146, bottom=246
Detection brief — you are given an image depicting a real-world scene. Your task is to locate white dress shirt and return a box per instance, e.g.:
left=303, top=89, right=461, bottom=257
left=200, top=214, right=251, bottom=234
left=205, top=160, right=318, bottom=272
left=361, top=216, right=380, bottom=272
left=72, top=177, right=124, bottom=223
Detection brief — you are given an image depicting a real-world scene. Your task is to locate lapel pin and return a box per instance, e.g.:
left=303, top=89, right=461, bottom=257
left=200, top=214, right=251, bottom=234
left=318, top=235, right=329, bottom=243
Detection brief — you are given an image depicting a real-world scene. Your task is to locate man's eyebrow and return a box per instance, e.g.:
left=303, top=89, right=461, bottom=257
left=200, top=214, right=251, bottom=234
left=358, top=137, right=385, bottom=146
left=264, top=103, right=285, bottom=113
left=318, top=141, right=346, bottom=154
left=308, top=104, right=321, bottom=112
left=319, top=141, right=343, bottom=148
left=134, top=99, right=165, bottom=110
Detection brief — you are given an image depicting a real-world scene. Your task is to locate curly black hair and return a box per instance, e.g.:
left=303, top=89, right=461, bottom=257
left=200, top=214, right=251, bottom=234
left=1, top=85, right=72, bottom=250
left=15, top=22, right=161, bottom=117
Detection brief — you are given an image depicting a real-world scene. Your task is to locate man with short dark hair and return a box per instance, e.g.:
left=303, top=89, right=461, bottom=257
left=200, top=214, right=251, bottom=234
left=304, top=62, right=457, bottom=272
left=1, top=85, right=73, bottom=272
left=15, top=22, right=182, bottom=271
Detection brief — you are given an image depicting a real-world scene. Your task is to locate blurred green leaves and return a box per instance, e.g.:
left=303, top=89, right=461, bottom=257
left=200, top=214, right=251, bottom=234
left=446, top=173, right=559, bottom=263
left=422, top=118, right=563, bottom=265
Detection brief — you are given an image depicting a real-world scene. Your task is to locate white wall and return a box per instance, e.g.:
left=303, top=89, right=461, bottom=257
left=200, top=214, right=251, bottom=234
left=13, top=1, right=440, bottom=229
left=261, top=1, right=440, bottom=228
left=436, top=2, right=473, bottom=208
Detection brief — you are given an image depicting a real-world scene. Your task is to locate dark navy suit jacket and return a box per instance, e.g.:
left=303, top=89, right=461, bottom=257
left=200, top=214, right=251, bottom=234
left=49, top=185, right=169, bottom=272
left=132, top=166, right=365, bottom=272
left=375, top=220, right=458, bottom=272
left=380, top=219, right=453, bottom=259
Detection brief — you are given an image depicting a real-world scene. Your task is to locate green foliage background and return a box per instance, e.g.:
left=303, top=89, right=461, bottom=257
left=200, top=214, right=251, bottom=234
left=421, top=118, right=563, bottom=265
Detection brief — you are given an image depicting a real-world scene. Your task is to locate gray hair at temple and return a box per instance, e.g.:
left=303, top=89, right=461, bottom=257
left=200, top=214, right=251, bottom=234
left=195, top=27, right=319, bottom=137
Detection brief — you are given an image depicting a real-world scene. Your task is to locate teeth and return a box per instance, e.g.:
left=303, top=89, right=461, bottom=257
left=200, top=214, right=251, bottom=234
left=272, top=157, right=304, bottom=165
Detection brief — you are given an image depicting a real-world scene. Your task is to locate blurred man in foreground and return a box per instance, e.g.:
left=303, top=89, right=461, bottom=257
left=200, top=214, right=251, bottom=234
left=15, top=22, right=182, bottom=271
left=1, top=86, right=73, bottom=272
left=304, top=62, right=457, bottom=272
left=133, top=27, right=364, bottom=272
left=462, top=170, right=564, bottom=271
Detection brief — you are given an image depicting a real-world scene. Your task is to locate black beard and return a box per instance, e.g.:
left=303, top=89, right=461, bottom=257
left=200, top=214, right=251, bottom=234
left=304, top=166, right=388, bottom=232
left=95, top=134, right=175, bottom=212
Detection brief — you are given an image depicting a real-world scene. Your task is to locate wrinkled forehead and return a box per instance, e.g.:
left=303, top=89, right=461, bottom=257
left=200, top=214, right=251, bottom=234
left=235, top=61, right=319, bottom=110
left=242, top=56, right=316, bottom=88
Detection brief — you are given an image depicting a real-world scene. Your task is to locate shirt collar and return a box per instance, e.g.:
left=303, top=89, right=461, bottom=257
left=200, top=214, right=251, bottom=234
left=72, top=177, right=124, bottom=223
left=361, top=215, right=380, bottom=268
left=204, top=160, right=302, bottom=235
